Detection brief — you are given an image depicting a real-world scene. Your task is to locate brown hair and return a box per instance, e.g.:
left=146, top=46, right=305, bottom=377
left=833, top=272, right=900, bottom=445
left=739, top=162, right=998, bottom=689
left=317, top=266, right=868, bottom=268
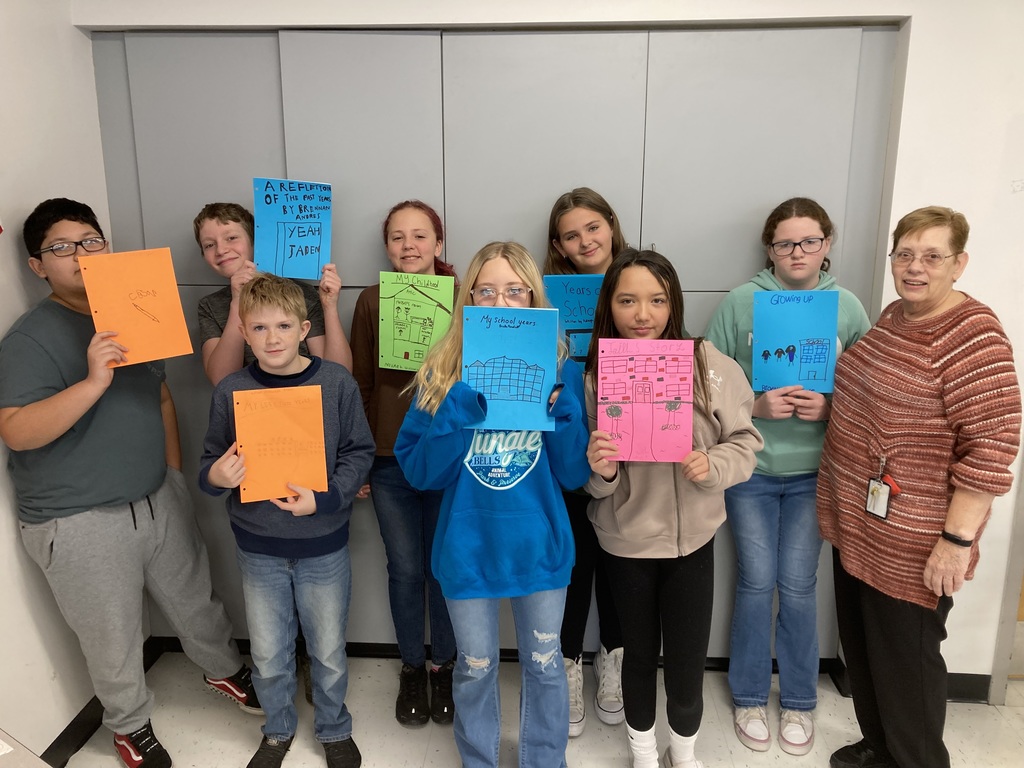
left=760, top=197, right=834, bottom=271
left=381, top=199, right=458, bottom=280
left=193, top=202, right=254, bottom=247
left=544, top=187, right=627, bottom=275
left=585, top=248, right=710, bottom=416
left=891, top=206, right=969, bottom=255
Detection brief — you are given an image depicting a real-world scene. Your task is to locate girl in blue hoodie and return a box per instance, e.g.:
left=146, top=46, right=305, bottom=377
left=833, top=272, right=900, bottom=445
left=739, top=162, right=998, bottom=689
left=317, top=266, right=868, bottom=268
left=395, top=241, right=591, bottom=768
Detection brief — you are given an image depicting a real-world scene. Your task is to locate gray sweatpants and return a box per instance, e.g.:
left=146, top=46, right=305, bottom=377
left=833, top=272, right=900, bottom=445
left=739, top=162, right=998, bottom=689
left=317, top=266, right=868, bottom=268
left=19, top=467, right=241, bottom=734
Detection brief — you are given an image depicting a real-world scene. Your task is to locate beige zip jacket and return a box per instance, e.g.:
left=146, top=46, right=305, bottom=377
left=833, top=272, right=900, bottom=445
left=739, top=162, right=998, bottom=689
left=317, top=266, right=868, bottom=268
left=585, top=341, right=763, bottom=558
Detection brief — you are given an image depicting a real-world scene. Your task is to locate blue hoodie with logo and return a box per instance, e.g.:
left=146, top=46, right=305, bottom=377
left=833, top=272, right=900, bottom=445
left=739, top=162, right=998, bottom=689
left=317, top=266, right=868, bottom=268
left=395, top=359, right=590, bottom=600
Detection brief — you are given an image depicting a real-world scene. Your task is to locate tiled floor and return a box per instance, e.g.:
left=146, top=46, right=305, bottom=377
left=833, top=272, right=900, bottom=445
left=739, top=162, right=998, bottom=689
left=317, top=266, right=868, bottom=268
left=67, top=653, right=1024, bottom=767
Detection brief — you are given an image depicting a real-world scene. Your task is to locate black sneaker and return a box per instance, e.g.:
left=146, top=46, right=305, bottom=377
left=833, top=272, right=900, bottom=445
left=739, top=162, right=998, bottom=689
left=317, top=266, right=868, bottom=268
left=323, top=737, right=362, bottom=768
left=829, top=739, right=898, bottom=768
left=205, top=664, right=263, bottom=715
left=113, top=721, right=171, bottom=768
left=396, top=663, right=430, bottom=726
left=429, top=660, right=455, bottom=725
left=246, top=735, right=293, bottom=768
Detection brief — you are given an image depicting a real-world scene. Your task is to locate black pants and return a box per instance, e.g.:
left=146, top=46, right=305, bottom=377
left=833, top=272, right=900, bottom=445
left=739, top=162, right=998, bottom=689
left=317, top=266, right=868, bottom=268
left=833, top=549, right=952, bottom=768
left=559, top=490, right=622, bottom=658
left=604, top=538, right=715, bottom=735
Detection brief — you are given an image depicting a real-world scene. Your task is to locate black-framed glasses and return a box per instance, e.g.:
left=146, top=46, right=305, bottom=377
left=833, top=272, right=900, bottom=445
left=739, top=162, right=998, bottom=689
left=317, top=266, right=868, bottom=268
left=888, top=250, right=959, bottom=267
left=34, top=238, right=108, bottom=258
left=470, top=285, right=533, bottom=306
left=770, top=237, right=826, bottom=257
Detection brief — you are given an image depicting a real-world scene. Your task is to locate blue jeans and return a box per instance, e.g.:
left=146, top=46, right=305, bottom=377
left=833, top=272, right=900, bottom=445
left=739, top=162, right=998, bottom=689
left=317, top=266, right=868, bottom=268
left=446, top=589, right=568, bottom=768
left=236, top=546, right=353, bottom=743
left=370, top=456, right=455, bottom=666
left=726, top=472, right=821, bottom=711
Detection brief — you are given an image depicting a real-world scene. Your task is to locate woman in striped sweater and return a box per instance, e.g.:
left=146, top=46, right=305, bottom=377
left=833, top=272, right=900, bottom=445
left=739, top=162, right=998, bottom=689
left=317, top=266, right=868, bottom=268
left=817, top=206, right=1021, bottom=768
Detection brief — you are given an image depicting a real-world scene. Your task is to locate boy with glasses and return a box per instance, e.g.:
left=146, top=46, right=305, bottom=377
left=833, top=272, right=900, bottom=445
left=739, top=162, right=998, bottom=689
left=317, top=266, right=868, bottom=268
left=0, top=198, right=259, bottom=768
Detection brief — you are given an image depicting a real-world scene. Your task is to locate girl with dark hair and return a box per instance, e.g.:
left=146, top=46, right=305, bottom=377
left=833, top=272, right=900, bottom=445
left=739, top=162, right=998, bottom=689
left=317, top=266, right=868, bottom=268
left=585, top=249, right=762, bottom=767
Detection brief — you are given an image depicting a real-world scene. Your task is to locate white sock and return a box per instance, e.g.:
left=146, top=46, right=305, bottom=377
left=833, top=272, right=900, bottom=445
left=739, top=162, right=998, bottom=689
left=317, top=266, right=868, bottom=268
left=626, top=724, right=659, bottom=768
left=668, top=727, right=699, bottom=766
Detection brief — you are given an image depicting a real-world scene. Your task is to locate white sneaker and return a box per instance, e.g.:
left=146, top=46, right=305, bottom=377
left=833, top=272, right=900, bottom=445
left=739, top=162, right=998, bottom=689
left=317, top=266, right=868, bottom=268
left=661, top=750, right=704, bottom=768
left=779, top=708, right=814, bottom=756
left=593, top=645, right=625, bottom=725
left=734, top=705, right=771, bottom=752
left=564, top=656, right=585, bottom=737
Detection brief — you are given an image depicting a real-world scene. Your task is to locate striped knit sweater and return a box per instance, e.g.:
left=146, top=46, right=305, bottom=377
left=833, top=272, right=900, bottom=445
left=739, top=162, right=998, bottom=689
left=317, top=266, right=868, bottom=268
left=817, top=296, right=1021, bottom=608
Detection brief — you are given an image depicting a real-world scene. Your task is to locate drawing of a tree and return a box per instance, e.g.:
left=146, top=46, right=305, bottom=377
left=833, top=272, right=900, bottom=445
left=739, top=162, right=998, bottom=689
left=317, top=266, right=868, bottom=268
left=605, top=405, right=623, bottom=434
left=665, top=400, right=681, bottom=425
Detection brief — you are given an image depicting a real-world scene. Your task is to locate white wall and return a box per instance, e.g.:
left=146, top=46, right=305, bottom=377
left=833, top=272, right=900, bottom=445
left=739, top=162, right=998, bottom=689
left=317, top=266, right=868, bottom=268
left=0, top=0, right=113, bottom=753
left=1, top=0, right=1021, bottom=753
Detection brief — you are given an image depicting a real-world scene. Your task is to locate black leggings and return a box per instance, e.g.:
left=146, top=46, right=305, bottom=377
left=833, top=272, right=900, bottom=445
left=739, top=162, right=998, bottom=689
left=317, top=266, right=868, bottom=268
left=560, top=491, right=622, bottom=658
left=603, top=538, right=715, bottom=736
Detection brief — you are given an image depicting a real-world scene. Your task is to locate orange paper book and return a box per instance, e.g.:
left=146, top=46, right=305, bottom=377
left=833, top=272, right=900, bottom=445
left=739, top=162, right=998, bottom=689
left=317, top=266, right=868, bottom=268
left=234, top=385, right=328, bottom=503
left=79, top=247, right=193, bottom=366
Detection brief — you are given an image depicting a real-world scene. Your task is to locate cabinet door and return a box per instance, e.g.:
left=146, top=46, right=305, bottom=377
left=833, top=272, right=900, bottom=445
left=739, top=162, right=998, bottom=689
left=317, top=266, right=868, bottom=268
left=642, top=28, right=862, bottom=297
left=280, top=31, right=444, bottom=286
left=442, top=31, right=648, bottom=271
left=125, top=32, right=286, bottom=285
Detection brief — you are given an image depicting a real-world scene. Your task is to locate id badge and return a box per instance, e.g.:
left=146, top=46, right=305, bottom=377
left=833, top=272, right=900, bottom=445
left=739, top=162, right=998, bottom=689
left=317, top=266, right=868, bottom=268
left=865, top=478, right=890, bottom=519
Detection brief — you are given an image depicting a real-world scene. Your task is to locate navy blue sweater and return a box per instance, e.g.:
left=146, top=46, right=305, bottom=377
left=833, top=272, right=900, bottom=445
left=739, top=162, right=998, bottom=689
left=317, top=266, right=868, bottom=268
left=200, top=357, right=375, bottom=558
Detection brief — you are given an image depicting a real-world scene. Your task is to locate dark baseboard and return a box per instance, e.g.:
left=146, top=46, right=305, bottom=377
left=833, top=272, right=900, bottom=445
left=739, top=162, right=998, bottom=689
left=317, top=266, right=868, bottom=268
left=40, top=641, right=992, bottom=767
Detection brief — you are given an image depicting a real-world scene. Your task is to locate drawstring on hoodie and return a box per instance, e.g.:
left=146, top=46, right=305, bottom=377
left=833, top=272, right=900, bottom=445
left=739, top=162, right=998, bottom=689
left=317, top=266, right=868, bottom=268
left=128, top=496, right=155, bottom=530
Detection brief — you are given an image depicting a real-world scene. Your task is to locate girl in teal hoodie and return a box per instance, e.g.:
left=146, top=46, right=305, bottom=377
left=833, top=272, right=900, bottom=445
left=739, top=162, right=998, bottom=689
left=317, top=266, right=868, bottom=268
left=705, top=198, right=870, bottom=757
left=395, top=241, right=590, bottom=768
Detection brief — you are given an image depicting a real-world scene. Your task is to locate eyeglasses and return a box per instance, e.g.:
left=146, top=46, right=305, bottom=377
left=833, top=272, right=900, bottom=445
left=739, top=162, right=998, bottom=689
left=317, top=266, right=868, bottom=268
left=889, top=250, right=959, bottom=267
left=469, top=285, right=533, bottom=306
left=34, top=238, right=108, bottom=257
left=770, top=237, right=826, bottom=257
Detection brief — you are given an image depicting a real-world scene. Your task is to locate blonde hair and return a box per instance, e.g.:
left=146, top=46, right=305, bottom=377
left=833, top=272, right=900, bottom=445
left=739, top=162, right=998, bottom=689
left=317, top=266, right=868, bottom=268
left=238, top=273, right=307, bottom=324
left=409, top=241, right=566, bottom=416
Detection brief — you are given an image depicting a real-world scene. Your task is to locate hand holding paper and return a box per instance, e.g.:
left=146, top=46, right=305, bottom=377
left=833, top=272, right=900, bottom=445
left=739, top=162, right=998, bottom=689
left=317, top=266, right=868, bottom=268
left=209, top=441, right=246, bottom=489
left=269, top=483, right=317, bottom=516
left=85, top=331, right=127, bottom=388
left=752, top=384, right=803, bottom=419
left=587, top=429, right=619, bottom=481
left=230, top=261, right=257, bottom=301
left=319, top=263, right=342, bottom=305
left=789, top=389, right=830, bottom=421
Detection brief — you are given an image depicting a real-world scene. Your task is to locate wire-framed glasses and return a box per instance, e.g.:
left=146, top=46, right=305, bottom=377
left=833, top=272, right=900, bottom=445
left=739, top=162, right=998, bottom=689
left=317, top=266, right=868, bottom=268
left=470, top=285, right=533, bottom=306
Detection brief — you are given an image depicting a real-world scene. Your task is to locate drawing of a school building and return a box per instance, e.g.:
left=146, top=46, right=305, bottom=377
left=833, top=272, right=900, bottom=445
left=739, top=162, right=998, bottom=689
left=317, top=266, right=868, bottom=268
left=598, top=352, right=693, bottom=462
left=466, top=356, right=545, bottom=403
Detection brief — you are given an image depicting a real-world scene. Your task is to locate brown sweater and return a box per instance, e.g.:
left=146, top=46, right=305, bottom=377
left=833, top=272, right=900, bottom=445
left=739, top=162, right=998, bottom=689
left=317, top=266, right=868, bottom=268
left=817, top=296, right=1021, bottom=608
left=351, top=283, right=416, bottom=456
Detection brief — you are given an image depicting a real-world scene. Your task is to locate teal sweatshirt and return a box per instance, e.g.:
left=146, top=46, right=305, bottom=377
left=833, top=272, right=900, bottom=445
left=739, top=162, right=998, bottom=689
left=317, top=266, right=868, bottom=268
left=704, top=269, right=870, bottom=476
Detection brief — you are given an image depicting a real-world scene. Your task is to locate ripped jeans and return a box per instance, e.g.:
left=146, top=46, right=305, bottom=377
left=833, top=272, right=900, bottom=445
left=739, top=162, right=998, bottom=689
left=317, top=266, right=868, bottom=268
left=446, top=588, right=568, bottom=768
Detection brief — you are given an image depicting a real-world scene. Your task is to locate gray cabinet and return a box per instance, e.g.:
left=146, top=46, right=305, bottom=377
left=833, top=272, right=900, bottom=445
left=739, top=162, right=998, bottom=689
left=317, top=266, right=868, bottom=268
left=93, top=24, right=897, bottom=658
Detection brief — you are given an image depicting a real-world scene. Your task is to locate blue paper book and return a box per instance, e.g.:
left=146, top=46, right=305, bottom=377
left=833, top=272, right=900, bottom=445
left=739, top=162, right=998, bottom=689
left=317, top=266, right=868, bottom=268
left=253, top=177, right=332, bottom=279
left=752, top=290, right=840, bottom=393
left=462, top=306, right=559, bottom=431
left=543, top=274, right=604, bottom=362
